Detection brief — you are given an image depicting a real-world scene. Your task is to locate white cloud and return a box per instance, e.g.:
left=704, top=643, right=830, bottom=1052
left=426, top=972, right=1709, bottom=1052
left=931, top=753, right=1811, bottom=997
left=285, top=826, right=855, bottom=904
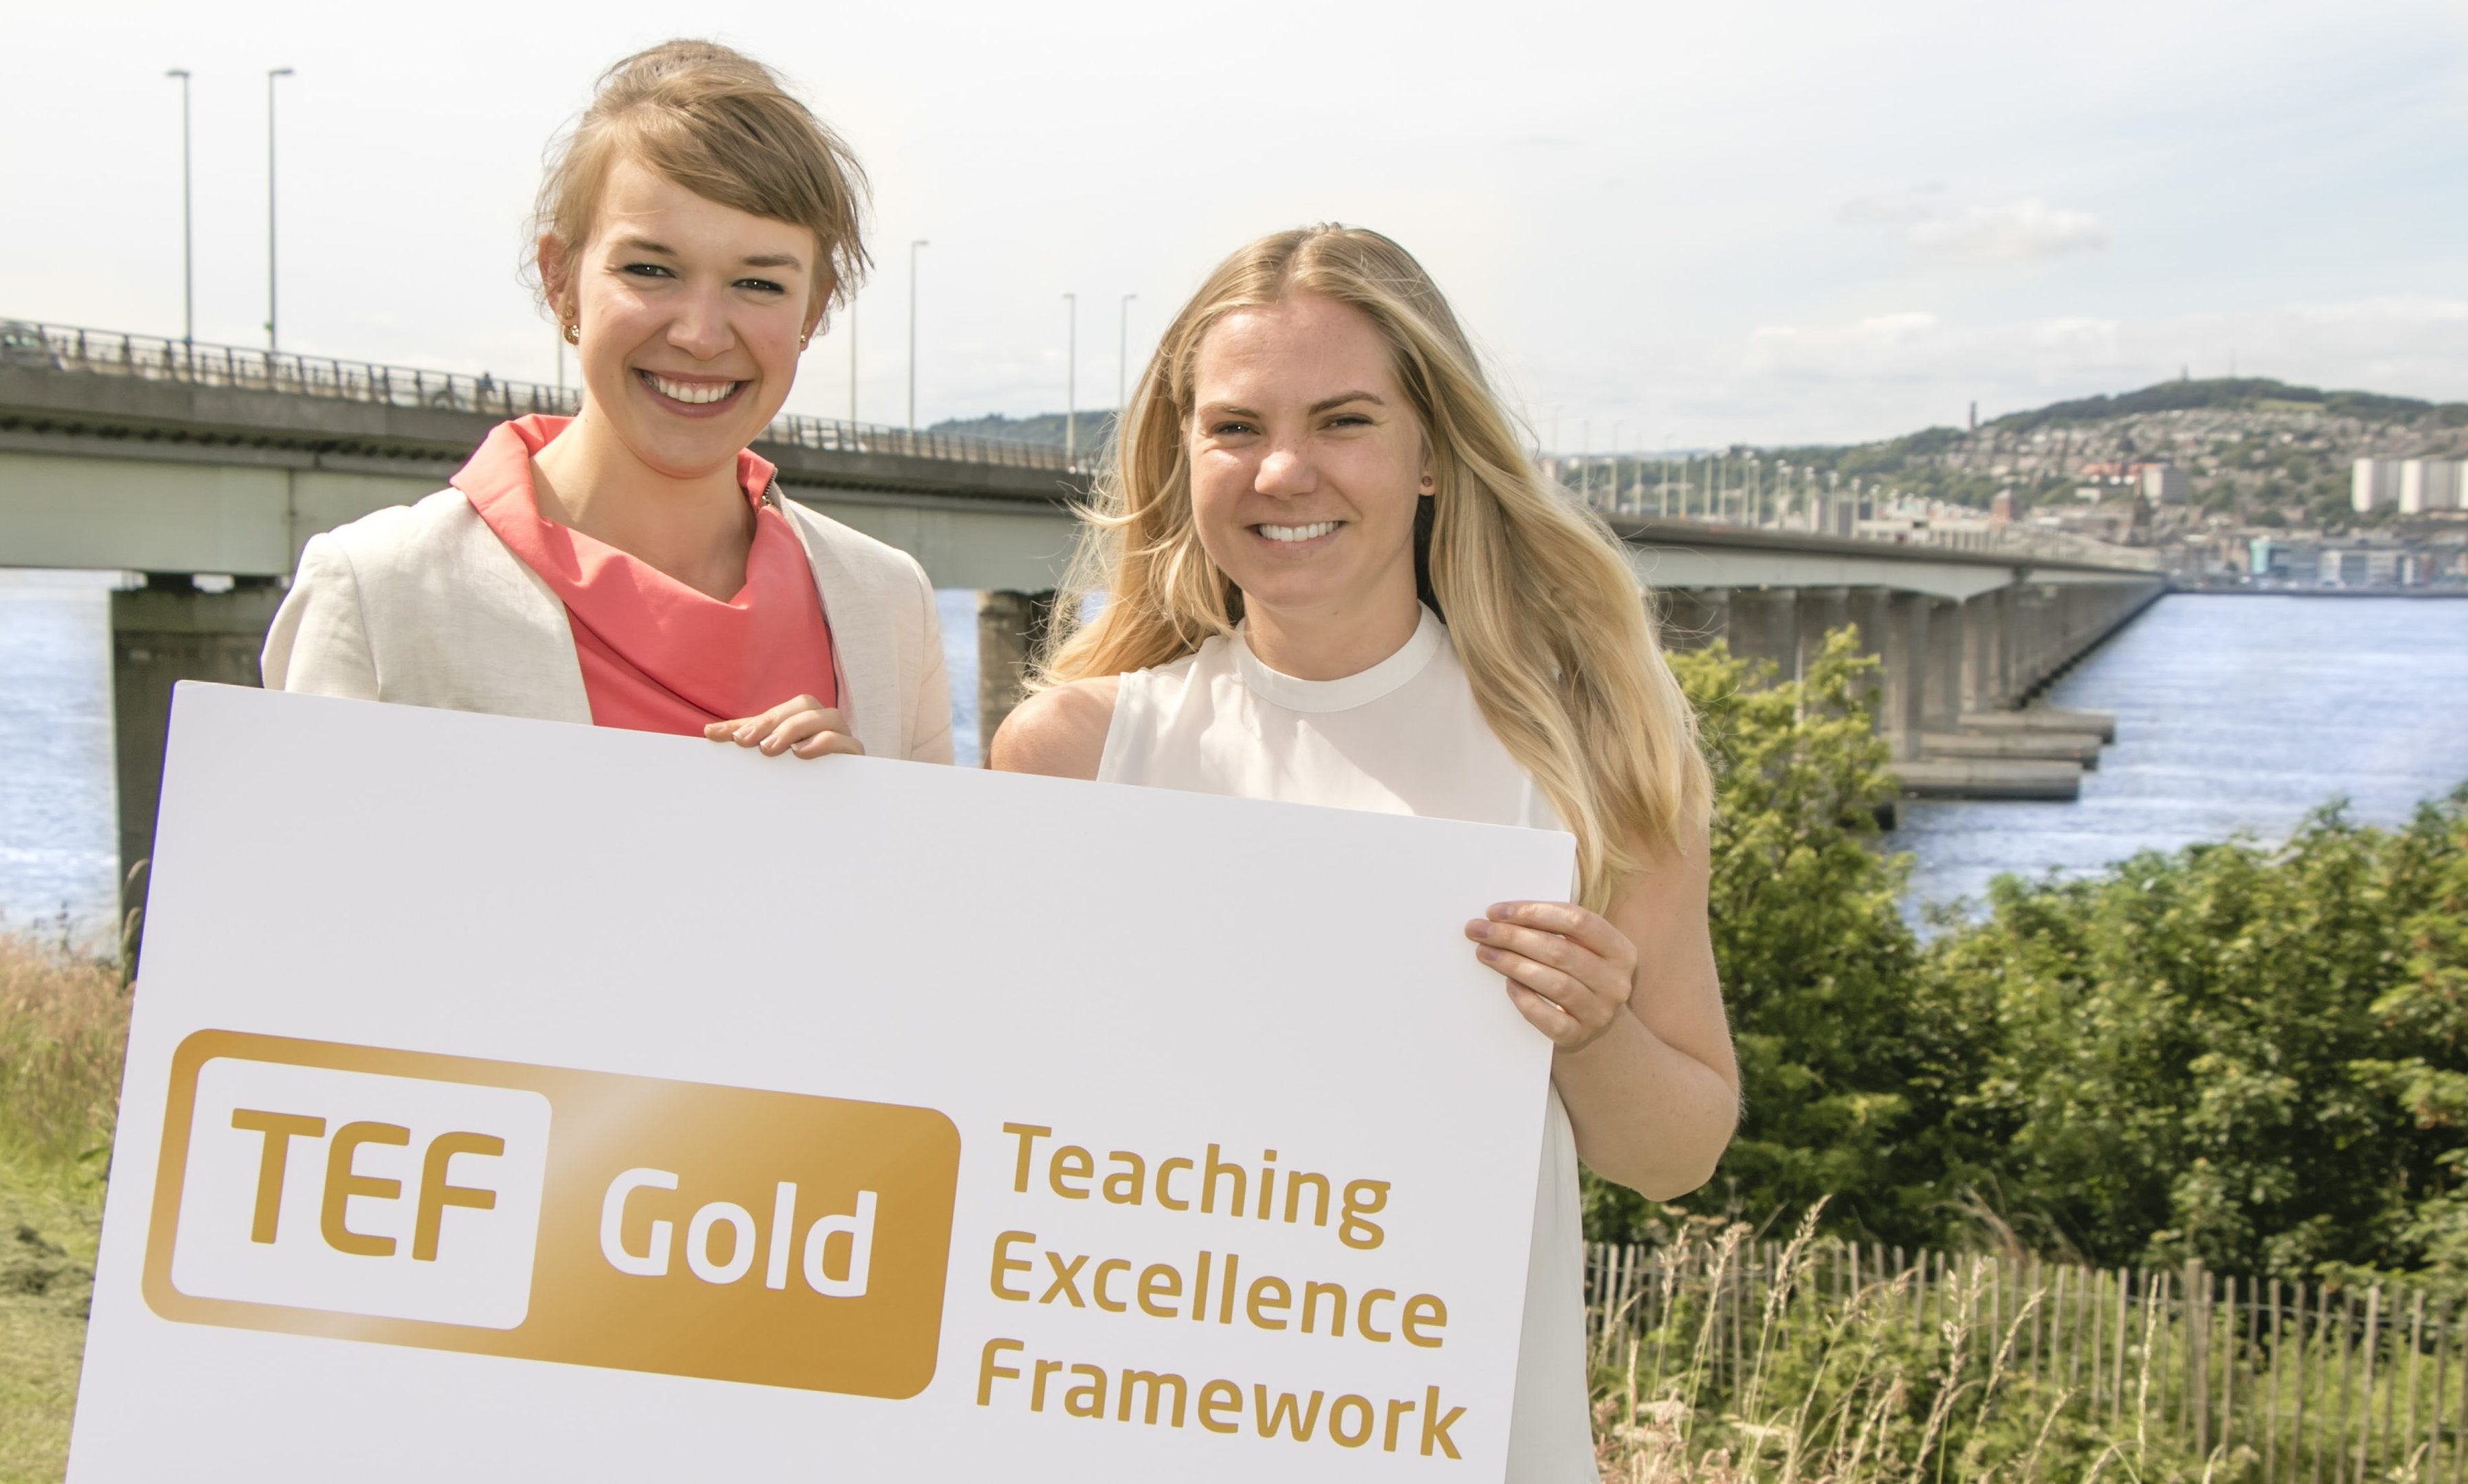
left=2290, top=296, right=2468, bottom=330
left=1839, top=191, right=2111, bottom=260
left=1703, top=296, right=2468, bottom=442
left=1907, top=200, right=2111, bottom=260
left=1836, top=185, right=1949, bottom=225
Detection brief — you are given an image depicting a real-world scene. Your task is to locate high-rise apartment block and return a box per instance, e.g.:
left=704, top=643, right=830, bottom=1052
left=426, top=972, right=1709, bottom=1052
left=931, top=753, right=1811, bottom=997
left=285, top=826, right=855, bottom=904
left=2354, top=457, right=2464, bottom=513
left=2354, top=458, right=2401, bottom=511
left=2401, top=459, right=2461, bottom=513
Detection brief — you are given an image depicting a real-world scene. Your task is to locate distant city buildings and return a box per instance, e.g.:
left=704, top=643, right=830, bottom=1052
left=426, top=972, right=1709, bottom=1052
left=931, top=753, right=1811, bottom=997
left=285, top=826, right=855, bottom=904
left=2241, top=530, right=2468, bottom=588
left=2353, top=458, right=2464, bottom=514
left=2074, top=461, right=2186, bottom=504
left=2141, top=464, right=2190, bottom=504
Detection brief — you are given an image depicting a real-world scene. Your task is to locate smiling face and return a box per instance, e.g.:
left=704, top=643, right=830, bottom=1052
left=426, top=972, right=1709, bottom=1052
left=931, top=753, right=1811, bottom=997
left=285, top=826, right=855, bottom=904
left=548, top=156, right=822, bottom=480
left=1186, top=293, right=1432, bottom=639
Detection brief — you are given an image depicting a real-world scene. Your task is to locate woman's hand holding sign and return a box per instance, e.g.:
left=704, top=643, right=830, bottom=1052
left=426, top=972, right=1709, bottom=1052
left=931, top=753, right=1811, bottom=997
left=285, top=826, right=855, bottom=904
left=704, top=695, right=863, bottom=758
left=1463, top=832, right=1738, bottom=1202
left=1465, top=903, right=1637, bottom=1051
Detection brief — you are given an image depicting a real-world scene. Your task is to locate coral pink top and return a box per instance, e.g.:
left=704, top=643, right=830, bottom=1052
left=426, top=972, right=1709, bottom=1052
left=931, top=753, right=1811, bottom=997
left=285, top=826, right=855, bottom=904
left=451, top=415, right=838, bottom=735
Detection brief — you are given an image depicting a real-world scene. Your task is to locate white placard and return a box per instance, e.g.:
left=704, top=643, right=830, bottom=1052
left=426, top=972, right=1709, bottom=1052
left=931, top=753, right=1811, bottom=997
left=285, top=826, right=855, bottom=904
left=67, top=682, right=1573, bottom=1482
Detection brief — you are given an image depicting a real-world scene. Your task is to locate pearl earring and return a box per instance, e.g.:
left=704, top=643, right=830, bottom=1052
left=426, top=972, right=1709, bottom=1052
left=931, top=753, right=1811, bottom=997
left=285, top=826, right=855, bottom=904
left=562, top=322, right=579, bottom=345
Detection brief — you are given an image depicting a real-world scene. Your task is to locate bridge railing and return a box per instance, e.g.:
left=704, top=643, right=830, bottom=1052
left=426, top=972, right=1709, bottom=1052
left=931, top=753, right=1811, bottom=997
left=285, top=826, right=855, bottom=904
left=1, top=319, right=1086, bottom=476
left=1572, top=484, right=2163, bottom=570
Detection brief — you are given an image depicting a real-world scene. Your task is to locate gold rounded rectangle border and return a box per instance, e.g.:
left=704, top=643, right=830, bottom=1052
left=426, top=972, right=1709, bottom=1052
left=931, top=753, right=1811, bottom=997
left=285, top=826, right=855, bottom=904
left=143, top=1030, right=961, bottom=1399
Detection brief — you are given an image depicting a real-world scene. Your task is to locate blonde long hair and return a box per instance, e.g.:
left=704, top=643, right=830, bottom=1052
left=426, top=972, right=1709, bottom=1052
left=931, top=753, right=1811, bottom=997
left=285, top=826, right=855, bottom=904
left=1039, top=225, right=1709, bottom=910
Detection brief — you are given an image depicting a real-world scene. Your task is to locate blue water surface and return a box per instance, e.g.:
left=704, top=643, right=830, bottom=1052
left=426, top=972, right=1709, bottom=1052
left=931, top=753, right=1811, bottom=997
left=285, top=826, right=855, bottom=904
left=5, top=583, right=2461, bottom=945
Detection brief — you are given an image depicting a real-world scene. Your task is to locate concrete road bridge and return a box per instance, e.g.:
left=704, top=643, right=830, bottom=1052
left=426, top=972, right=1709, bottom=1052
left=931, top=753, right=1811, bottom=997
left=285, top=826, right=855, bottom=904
left=0, top=320, right=2165, bottom=908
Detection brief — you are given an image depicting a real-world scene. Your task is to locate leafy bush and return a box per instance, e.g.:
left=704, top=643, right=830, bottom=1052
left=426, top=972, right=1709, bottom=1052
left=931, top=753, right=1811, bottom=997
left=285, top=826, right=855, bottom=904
left=1597, top=628, right=2468, bottom=1290
left=1588, top=635, right=1953, bottom=1246
left=1953, top=792, right=2468, bottom=1281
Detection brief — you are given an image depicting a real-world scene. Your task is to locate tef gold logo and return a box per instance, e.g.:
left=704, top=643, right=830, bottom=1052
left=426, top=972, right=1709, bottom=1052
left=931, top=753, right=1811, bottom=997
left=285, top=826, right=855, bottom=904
left=143, top=1031, right=961, bottom=1397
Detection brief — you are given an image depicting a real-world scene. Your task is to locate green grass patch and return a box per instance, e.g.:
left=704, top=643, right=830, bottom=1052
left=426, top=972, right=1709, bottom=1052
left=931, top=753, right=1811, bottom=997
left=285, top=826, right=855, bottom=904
left=0, top=1151, right=102, bottom=1484
left=0, top=934, right=126, bottom=1483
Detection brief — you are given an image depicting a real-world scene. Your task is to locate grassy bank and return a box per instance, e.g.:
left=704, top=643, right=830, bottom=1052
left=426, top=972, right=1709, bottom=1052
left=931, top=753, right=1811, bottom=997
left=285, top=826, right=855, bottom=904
left=1582, top=1214, right=2468, bottom=1482
left=0, top=934, right=124, bottom=1484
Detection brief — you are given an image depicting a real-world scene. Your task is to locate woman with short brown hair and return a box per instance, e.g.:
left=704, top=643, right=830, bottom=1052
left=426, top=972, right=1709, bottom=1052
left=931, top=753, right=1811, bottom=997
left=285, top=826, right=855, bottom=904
left=265, top=41, right=950, bottom=763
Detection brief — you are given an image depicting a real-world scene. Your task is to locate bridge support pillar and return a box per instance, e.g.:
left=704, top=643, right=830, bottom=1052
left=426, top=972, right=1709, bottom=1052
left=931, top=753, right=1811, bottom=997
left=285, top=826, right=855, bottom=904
left=2058, top=585, right=2094, bottom=660
left=1922, top=598, right=1963, bottom=733
left=1723, top=588, right=1797, bottom=682
left=1983, top=587, right=2010, bottom=706
left=1877, top=592, right=1929, bottom=760
left=2013, top=583, right=2060, bottom=696
left=1960, top=589, right=2008, bottom=712
left=1843, top=584, right=1892, bottom=728
left=1652, top=587, right=1729, bottom=653
left=113, top=576, right=284, bottom=938
left=1793, top=586, right=1850, bottom=684
left=975, top=588, right=1057, bottom=763
left=1846, top=586, right=1892, bottom=653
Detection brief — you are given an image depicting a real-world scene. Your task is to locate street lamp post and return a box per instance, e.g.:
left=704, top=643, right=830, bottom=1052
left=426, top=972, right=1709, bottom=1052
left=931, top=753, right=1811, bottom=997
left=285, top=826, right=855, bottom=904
left=166, top=69, right=192, bottom=360
left=846, top=295, right=857, bottom=427
left=265, top=67, right=294, bottom=352
left=906, top=239, right=928, bottom=436
left=1063, top=292, right=1077, bottom=464
left=1117, top=293, right=1138, bottom=418
left=1611, top=420, right=1626, bottom=510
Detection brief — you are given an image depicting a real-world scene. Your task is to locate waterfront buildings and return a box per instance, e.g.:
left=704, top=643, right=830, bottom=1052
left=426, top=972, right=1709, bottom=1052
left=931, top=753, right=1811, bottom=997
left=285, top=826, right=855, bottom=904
left=2355, top=457, right=2465, bottom=514
left=2244, top=531, right=2468, bottom=587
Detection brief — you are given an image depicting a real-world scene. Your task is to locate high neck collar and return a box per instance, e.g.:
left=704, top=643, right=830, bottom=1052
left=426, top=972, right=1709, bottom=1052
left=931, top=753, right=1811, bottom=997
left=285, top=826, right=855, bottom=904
left=451, top=414, right=780, bottom=514
left=1231, top=605, right=1444, bottom=713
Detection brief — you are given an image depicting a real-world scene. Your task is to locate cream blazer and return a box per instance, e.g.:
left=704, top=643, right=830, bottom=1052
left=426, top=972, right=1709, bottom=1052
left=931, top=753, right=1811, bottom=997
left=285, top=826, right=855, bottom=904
left=260, top=487, right=954, bottom=764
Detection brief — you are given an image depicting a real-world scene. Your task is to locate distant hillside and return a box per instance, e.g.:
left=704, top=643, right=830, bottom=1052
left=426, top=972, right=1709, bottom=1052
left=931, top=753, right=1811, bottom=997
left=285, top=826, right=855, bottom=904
left=942, top=374, right=2466, bottom=532
left=1766, top=374, right=2468, bottom=529
left=1986, top=376, right=2468, bottom=434
left=929, top=410, right=1114, bottom=450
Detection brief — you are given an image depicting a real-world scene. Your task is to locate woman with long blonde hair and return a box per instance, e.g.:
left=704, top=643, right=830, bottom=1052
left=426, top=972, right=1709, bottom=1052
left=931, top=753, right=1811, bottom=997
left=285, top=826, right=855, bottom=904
left=994, top=225, right=1737, bottom=1475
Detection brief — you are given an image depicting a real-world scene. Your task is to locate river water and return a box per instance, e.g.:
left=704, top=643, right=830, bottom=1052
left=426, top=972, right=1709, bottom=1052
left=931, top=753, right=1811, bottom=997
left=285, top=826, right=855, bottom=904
left=1895, top=593, right=2468, bottom=915
left=3, top=580, right=2463, bottom=947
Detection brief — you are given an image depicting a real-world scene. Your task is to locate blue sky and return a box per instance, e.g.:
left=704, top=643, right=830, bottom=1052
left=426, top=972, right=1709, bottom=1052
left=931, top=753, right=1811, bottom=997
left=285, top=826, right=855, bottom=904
left=5, top=0, right=2463, bottom=447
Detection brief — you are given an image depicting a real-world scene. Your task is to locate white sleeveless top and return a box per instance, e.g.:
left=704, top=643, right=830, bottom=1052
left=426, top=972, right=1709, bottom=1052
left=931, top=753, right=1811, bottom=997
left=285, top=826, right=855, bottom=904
left=1098, top=605, right=1596, bottom=1482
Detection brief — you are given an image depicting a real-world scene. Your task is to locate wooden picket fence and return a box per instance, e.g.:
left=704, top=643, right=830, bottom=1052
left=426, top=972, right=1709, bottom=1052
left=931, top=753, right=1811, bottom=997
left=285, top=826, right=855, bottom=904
left=1584, top=1234, right=2468, bottom=1481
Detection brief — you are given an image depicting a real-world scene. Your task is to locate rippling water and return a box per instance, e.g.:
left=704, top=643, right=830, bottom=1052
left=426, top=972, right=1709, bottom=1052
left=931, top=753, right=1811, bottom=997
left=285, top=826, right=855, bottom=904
left=0, top=572, right=117, bottom=945
left=4, top=580, right=2461, bottom=946
left=1896, top=593, right=2468, bottom=916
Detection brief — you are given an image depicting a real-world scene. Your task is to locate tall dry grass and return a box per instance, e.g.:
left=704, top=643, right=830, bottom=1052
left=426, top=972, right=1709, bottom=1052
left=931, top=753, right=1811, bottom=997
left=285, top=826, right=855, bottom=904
left=0, top=933, right=124, bottom=1484
left=1589, top=1217, right=2468, bottom=1483
left=0, top=932, right=130, bottom=1162
left=1589, top=1213, right=2239, bottom=1484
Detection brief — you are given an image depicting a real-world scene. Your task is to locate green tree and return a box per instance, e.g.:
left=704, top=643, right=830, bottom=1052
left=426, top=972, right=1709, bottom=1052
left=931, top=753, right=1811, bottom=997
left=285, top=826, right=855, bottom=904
left=1940, top=792, right=2468, bottom=1278
left=1586, top=636, right=1979, bottom=1247
left=1586, top=629, right=2468, bottom=1288
left=2349, top=794, right=2468, bottom=1278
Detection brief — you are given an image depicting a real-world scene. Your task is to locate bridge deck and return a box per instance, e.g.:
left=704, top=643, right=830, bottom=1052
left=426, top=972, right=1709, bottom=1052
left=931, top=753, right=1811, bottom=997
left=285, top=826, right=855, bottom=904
left=0, top=319, right=2160, bottom=596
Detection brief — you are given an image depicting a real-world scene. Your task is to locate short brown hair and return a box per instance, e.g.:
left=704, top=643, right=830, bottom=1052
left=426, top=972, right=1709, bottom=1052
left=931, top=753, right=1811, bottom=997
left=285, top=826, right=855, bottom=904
left=536, top=40, right=869, bottom=314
